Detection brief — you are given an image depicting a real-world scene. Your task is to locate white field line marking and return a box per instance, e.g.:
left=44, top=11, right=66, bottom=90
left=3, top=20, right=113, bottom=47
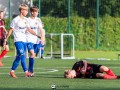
left=53, top=66, right=120, bottom=69
left=0, top=66, right=120, bottom=69
left=0, top=66, right=119, bottom=75
left=0, top=67, right=58, bottom=75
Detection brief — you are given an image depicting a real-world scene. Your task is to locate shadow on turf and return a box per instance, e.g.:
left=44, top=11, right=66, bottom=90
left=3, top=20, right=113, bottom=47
left=0, top=73, right=64, bottom=79
left=2, top=73, right=64, bottom=79
left=35, top=73, right=63, bottom=78
left=16, top=73, right=64, bottom=78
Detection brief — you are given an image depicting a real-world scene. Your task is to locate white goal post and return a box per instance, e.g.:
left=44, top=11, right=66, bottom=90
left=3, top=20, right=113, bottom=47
left=61, top=33, right=75, bottom=59
left=44, top=33, right=75, bottom=59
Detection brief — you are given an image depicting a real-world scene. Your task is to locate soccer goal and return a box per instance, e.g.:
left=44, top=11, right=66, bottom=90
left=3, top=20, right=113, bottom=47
left=44, top=33, right=75, bottom=59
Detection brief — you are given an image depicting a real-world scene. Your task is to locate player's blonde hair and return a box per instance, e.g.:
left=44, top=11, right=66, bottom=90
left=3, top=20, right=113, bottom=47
left=19, top=4, right=28, bottom=11
left=64, top=70, right=71, bottom=78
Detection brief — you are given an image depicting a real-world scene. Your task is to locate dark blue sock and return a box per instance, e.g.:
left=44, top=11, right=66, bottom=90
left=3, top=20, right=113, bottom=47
left=21, top=55, right=27, bottom=72
left=28, top=58, right=34, bottom=73
left=11, top=56, right=21, bottom=70
left=41, top=49, right=44, bottom=56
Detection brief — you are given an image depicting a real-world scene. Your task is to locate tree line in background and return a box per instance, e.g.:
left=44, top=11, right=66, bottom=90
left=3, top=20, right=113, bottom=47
left=34, top=0, right=120, bottom=18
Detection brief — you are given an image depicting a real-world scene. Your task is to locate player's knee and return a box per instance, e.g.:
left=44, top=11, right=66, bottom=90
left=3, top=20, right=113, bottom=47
left=100, top=66, right=109, bottom=72
left=96, top=73, right=104, bottom=78
left=5, top=48, right=9, bottom=51
left=41, top=48, right=44, bottom=50
left=30, top=53, right=35, bottom=58
left=5, top=45, right=9, bottom=51
left=18, top=51, right=26, bottom=56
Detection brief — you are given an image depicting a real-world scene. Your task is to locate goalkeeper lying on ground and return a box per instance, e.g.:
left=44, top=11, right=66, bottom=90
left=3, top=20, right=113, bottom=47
left=64, top=60, right=119, bottom=79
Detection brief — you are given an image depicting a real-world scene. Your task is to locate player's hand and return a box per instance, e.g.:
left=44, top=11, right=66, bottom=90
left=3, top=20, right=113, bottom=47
left=81, top=70, right=86, bottom=74
left=36, top=35, right=41, bottom=38
left=80, top=67, right=86, bottom=74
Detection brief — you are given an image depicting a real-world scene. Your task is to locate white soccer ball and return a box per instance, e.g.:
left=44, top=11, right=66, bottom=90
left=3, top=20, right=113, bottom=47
left=51, top=84, right=56, bottom=89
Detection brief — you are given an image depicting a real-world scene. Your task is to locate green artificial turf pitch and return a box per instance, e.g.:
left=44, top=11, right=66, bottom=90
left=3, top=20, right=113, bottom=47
left=0, top=57, right=120, bottom=90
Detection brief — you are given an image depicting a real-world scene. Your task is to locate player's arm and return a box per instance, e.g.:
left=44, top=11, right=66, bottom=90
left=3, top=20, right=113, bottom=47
left=3, top=26, right=8, bottom=34
left=4, top=28, right=13, bottom=45
left=80, top=60, right=88, bottom=74
left=39, top=28, right=45, bottom=45
left=27, top=27, right=41, bottom=38
left=26, top=18, right=40, bottom=38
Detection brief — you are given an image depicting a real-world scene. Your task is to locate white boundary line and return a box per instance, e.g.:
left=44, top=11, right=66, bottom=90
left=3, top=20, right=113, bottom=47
left=0, top=66, right=120, bottom=69
left=0, top=67, right=58, bottom=75
left=49, top=66, right=120, bottom=69
left=0, top=66, right=119, bottom=75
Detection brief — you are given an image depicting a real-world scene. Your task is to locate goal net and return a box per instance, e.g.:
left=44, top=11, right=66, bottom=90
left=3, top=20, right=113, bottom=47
left=44, top=33, right=75, bottom=59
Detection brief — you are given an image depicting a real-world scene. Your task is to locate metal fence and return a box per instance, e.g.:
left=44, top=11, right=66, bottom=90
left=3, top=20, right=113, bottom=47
left=1, top=0, right=120, bottom=50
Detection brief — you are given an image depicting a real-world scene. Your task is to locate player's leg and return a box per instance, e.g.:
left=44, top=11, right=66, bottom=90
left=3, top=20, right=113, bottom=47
left=0, top=46, right=1, bottom=51
left=0, top=39, right=9, bottom=66
left=34, top=43, right=41, bottom=57
left=21, top=42, right=31, bottom=77
left=10, top=55, right=21, bottom=78
left=28, top=50, right=35, bottom=76
left=28, top=49, right=35, bottom=73
left=40, top=45, right=45, bottom=58
left=27, top=43, right=35, bottom=76
left=98, top=65, right=117, bottom=79
left=100, top=66, right=115, bottom=76
left=9, top=42, right=22, bottom=78
left=0, top=45, right=9, bottom=59
left=96, top=73, right=117, bottom=79
left=0, top=39, right=9, bottom=60
left=9, top=42, right=29, bottom=78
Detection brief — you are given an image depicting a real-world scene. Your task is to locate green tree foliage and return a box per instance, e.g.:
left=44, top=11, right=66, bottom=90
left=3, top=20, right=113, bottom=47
left=34, top=0, right=68, bottom=17
left=34, top=0, right=120, bottom=18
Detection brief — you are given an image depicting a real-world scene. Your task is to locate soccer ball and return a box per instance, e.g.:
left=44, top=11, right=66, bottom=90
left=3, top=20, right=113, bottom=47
left=51, top=84, right=56, bottom=89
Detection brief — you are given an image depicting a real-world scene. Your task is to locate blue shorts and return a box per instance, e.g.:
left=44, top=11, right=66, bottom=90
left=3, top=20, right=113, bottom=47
left=27, top=42, right=34, bottom=52
left=34, top=43, right=42, bottom=54
left=14, top=41, right=27, bottom=56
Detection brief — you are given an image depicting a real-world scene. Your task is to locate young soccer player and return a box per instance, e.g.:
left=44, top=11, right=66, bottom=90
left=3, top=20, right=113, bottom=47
left=64, top=60, right=118, bottom=79
left=0, top=10, right=9, bottom=66
left=39, top=22, right=46, bottom=58
left=35, top=22, right=46, bottom=59
left=4, top=4, right=40, bottom=78
left=26, top=6, right=44, bottom=76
